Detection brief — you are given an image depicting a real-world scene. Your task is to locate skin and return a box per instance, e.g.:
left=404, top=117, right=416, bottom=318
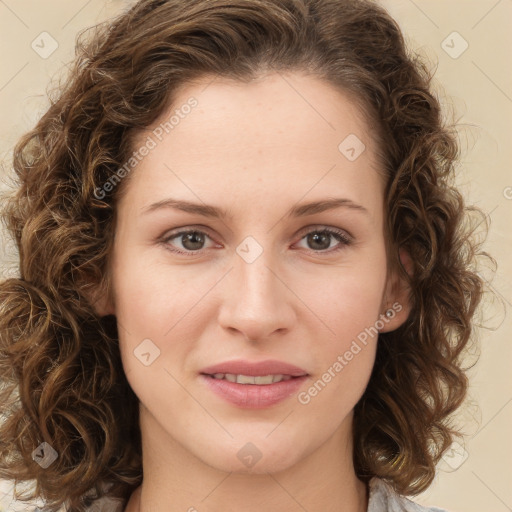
left=95, top=71, right=411, bottom=512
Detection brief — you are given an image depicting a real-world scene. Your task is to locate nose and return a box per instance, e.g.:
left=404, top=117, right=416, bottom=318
left=217, top=246, right=297, bottom=343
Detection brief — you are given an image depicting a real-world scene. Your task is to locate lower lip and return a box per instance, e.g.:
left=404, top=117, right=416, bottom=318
left=200, top=374, right=309, bottom=409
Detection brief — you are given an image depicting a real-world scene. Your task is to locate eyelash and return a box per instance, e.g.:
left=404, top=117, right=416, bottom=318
left=160, top=226, right=352, bottom=256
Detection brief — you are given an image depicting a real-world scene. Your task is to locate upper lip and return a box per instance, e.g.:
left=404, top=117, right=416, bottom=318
left=200, top=359, right=309, bottom=377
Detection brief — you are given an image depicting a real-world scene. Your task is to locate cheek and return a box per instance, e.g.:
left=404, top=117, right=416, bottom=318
left=110, top=251, right=182, bottom=375
left=111, top=271, right=192, bottom=410
left=113, top=271, right=170, bottom=335
left=111, top=244, right=193, bottom=332
left=296, top=271, right=385, bottom=421
left=297, top=253, right=387, bottom=393
left=304, top=259, right=387, bottom=340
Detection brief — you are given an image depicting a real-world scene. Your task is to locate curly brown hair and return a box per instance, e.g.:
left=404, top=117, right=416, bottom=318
left=0, top=0, right=487, bottom=510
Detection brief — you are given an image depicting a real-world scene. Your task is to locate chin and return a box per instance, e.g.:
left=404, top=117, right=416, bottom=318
left=192, top=436, right=305, bottom=475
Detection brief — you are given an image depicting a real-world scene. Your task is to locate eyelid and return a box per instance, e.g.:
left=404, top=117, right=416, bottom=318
left=160, top=224, right=353, bottom=241
left=295, top=224, right=353, bottom=241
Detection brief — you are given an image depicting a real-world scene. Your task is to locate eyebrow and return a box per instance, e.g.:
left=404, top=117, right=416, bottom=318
left=141, top=197, right=369, bottom=219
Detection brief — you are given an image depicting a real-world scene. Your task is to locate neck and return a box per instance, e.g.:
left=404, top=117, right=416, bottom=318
left=125, top=407, right=368, bottom=512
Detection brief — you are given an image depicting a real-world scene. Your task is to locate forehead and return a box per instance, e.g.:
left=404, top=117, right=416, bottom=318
left=124, top=72, right=384, bottom=216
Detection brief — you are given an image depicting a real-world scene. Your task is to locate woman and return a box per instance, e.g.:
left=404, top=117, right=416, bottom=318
left=0, top=0, right=486, bottom=511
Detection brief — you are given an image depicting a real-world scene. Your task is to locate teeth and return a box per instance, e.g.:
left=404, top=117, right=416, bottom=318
left=210, top=373, right=294, bottom=384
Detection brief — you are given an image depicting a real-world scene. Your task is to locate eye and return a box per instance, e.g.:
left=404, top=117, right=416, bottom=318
left=160, top=226, right=352, bottom=256
left=161, top=229, right=217, bottom=255
left=294, top=227, right=352, bottom=254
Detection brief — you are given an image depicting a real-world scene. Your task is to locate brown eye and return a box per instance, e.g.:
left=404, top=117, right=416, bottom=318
left=163, top=230, right=215, bottom=254
left=295, top=228, right=352, bottom=253
left=179, top=231, right=206, bottom=251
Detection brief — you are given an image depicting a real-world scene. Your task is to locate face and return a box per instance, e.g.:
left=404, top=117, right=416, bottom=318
left=102, top=71, right=409, bottom=475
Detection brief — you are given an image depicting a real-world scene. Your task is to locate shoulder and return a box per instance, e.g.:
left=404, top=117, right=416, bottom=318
left=367, top=478, right=449, bottom=512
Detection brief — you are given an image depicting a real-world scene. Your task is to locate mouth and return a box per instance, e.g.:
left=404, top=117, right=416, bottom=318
left=198, top=359, right=309, bottom=408
left=199, top=358, right=309, bottom=380
left=199, top=373, right=309, bottom=409
left=201, top=373, right=304, bottom=385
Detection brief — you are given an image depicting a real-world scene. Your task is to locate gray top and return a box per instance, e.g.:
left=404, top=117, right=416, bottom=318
left=367, top=478, right=448, bottom=512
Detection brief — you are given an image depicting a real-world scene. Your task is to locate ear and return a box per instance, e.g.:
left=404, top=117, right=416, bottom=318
left=379, top=247, right=413, bottom=333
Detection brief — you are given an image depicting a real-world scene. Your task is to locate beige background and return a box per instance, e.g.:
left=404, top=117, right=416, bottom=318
left=0, top=1, right=511, bottom=511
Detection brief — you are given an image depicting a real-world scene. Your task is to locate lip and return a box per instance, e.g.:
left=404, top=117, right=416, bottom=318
left=200, top=374, right=309, bottom=409
left=199, top=359, right=310, bottom=409
left=199, top=359, right=309, bottom=377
